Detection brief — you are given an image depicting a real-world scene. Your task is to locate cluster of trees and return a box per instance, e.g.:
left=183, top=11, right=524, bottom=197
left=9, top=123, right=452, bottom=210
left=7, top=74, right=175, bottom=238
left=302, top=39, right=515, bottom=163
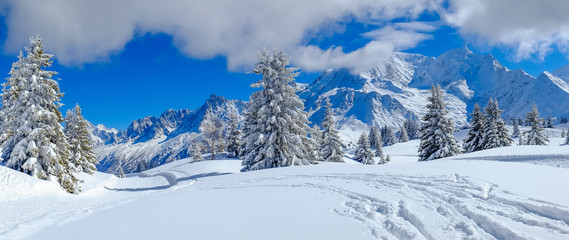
left=0, top=37, right=97, bottom=193
left=419, top=85, right=550, bottom=161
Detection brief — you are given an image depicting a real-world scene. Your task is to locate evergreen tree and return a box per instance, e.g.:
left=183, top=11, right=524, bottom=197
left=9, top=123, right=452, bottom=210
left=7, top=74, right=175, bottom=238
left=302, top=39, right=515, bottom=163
left=418, top=85, right=460, bottom=161
left=385, top=154, right=391, bottom=163
left=399, top=125, right=409, bottom=142
left=512, top=119, right=520, bottom=138
left=368, top=125, right=382, bottom=149
left=546, top=115, right=554, bottom=128
left=481, top=99, right=512, bottom=149
left=562, top=130, right=566, bottom=138
left=354, top=133, right=374, bottom=165
left=241, top=49, right=313, bottom=171
left=320, top=98, right=344, bottom=162
left=116, top=166, right=126, bottom=178
left=403, top=119, right=420, bottom=140
left=191, top=142, right=204, bottom=162
left=383, top=126, right=396, bottom=146
left=463, top=104, right=485, bottom=153
left=226, top=112, right=243, bottom=158
left=199, top=106, right=225, bottom=160
left=565, top=131, right=569, bottom=145
left=0, top=37, right=79, bottom=193
left=375, top=145, right=385, bottom=161
left=523, top=104, right=549, bottom=145
left=64, top=104, right=97, bottom=174
left=308, top=124, right=323, bottom=162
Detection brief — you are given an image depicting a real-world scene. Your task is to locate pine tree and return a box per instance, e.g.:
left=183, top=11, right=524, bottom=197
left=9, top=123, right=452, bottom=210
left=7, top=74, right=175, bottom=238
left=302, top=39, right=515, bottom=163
left=226, top=112, right=243, bottom=158
left=385, top=154, right=391, bottom=163
left=399, top=125, right=409, bottom=142
left=354, top=133, right=374, bottom=165
left=481, top=99, right=512, bottom=149
left=463, top=104, right=485, bottom=153
left=403, top=119, right=420, bottom=140
left=512, top=119, right=520, bottom=138
left=565, top=131, right=569, bottom=145
left=562, top=130, right=566, bottom=138
left=546, top=115, right=554, bottom=128
left=0, top=37, right=79, bottom=193
left=308, top=124, right=323, bottom=162
left=383, top=126, right=396, bottom=146
left=241, top=49, right=313, bottom=171
left=320, top=98, right=344, bottom=162
left=64, top=104, right=97, bottom=174
left=368, top=125, right=382, bottom=149
left=116, top=166, right=126, bottom=178
left=523, top=104, right=549, bottom=145
left=191, top=142, right=204, bottom=162
left=418, top=85, right=460, bottom=161
left=199, top=106, right=225, bottom=160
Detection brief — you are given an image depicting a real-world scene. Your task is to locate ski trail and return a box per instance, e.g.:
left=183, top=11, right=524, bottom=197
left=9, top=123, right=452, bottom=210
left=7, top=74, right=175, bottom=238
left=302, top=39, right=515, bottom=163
left=225, top=173, right=569, bottom=240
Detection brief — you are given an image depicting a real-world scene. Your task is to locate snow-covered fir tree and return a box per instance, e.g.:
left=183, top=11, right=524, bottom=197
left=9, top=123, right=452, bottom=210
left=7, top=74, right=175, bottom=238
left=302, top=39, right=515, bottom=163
left=0, top=37, right=79, bottom=193
left=241, top=49, right=313, bottom=171
left=546, top=115, right=554, bottom=128
left=463, top=104, right=485, bottom=153
left=523, top=104, right=549, bottom=145
left=512, top=119, right=521, bottom=138
left=565, top=131, right=569, bottom=145
left=403, top=119, right=420, bottom=140
left=418, top=85, right=460, bottom=161
left=64, top=104, right=97, bottom=174
left=481, top=99, right=512, bottom=149
left=354, top=133, right=374, bottom=165
left=383, top=126, right=396, bottom=146
left=399, top=125, right=409, bottom=142
left=368, top=125, right=382, bottom=149
left=116, top=166, right=126, bottom=178
left=226, top=112, right=242, bottom=158
left=308, top=124, right=323, bottom=162
left=385, top=154, right=391, bottom=163
left=320, top=98, right=344, bottom=163
left=562, top=130, right=567, bottom=138
left=375, top=145, right=385, bottom=163
left=199, top=106, right=225, bottom=160
left=191, top=142, right=204, bottom=162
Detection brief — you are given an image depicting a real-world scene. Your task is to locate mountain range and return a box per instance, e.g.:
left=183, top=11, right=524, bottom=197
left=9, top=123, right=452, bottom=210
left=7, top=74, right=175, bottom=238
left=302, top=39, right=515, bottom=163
left=92, top=47, right=569, bottom=174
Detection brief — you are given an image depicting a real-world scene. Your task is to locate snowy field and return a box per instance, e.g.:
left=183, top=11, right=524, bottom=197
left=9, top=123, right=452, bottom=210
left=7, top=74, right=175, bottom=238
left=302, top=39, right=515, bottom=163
left=2, top=136, right=569, bottom=239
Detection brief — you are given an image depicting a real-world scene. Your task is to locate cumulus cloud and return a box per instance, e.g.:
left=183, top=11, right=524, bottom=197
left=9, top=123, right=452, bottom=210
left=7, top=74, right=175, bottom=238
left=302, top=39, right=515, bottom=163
left=0, top=0, right=440, bottom=71
left=442, top=0, right=569, bottom=61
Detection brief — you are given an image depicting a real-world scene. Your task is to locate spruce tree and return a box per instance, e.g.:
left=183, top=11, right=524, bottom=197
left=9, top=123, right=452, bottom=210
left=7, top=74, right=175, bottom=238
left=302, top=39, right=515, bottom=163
left=0, top=37, right=79, bottom=193
left=191, top=142, right=204, bottom=162
left=399, top=125, right=409, bottom=142
left=116, top=166, right=126, bottom=178
left=368, top=125, right=382, bottom=149
left=354, top=133, right=374, bottom=165
left=512, top=119, right=520, bottom=138
left=383, top=126, right=396, bottom=146
left=320, top=98, right=344, bottom=162
left=64, top=104, right=97, bottom=174
left=226, top=112, right=243, bottom=158
left=418, top=85, right=460, bottom=161
left=308, top=124, right=323, bottom=162
left=481, top=99, right=512, bottom=149
left=463, top=104, right=485, bottom=153
left=241, top=49, right=313, bottom=171
left=565, top=131, right=569, bottom=145
left=403, top=119, right=420, bottom=140
left=546, top=115, right=554, bottom=128
left=199, top=106, right=225, bottom=160
left=523, top=104, right=548, bottom=145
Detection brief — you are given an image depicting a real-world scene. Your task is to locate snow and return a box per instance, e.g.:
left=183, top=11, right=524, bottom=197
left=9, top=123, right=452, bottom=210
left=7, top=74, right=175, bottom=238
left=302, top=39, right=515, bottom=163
left=3, top=134, right=569, bottom=240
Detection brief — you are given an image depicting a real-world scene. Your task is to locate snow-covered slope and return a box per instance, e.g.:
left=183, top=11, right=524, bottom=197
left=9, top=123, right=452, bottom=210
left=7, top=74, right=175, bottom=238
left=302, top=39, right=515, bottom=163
left=94, top=94, right=246, bottom=174
left=3, top=137, right=569, bottom=240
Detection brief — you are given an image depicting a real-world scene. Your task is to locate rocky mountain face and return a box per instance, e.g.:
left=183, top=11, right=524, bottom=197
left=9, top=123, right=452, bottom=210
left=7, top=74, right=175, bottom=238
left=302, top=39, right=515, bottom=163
left=92, top=94, right=246, bottom=174
left=92, top=47, right=569, bottom=174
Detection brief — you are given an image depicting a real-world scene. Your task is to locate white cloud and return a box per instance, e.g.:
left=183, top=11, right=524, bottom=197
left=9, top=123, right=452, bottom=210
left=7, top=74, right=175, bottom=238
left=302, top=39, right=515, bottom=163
left=0, top=0, right=440, bottom=71
left=442, top=0, right=569, bottom=61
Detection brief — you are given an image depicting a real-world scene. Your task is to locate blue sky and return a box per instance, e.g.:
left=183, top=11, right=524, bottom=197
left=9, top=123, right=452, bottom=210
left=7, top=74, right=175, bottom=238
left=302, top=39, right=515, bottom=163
left=1, top=1, right=569, bottom=129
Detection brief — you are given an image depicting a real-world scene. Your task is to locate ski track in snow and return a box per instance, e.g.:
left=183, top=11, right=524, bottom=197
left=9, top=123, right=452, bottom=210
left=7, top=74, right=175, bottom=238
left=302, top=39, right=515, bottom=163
left=3, top=163, right=569, bottom=240
left=205, top=173, right=569, bottom=240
